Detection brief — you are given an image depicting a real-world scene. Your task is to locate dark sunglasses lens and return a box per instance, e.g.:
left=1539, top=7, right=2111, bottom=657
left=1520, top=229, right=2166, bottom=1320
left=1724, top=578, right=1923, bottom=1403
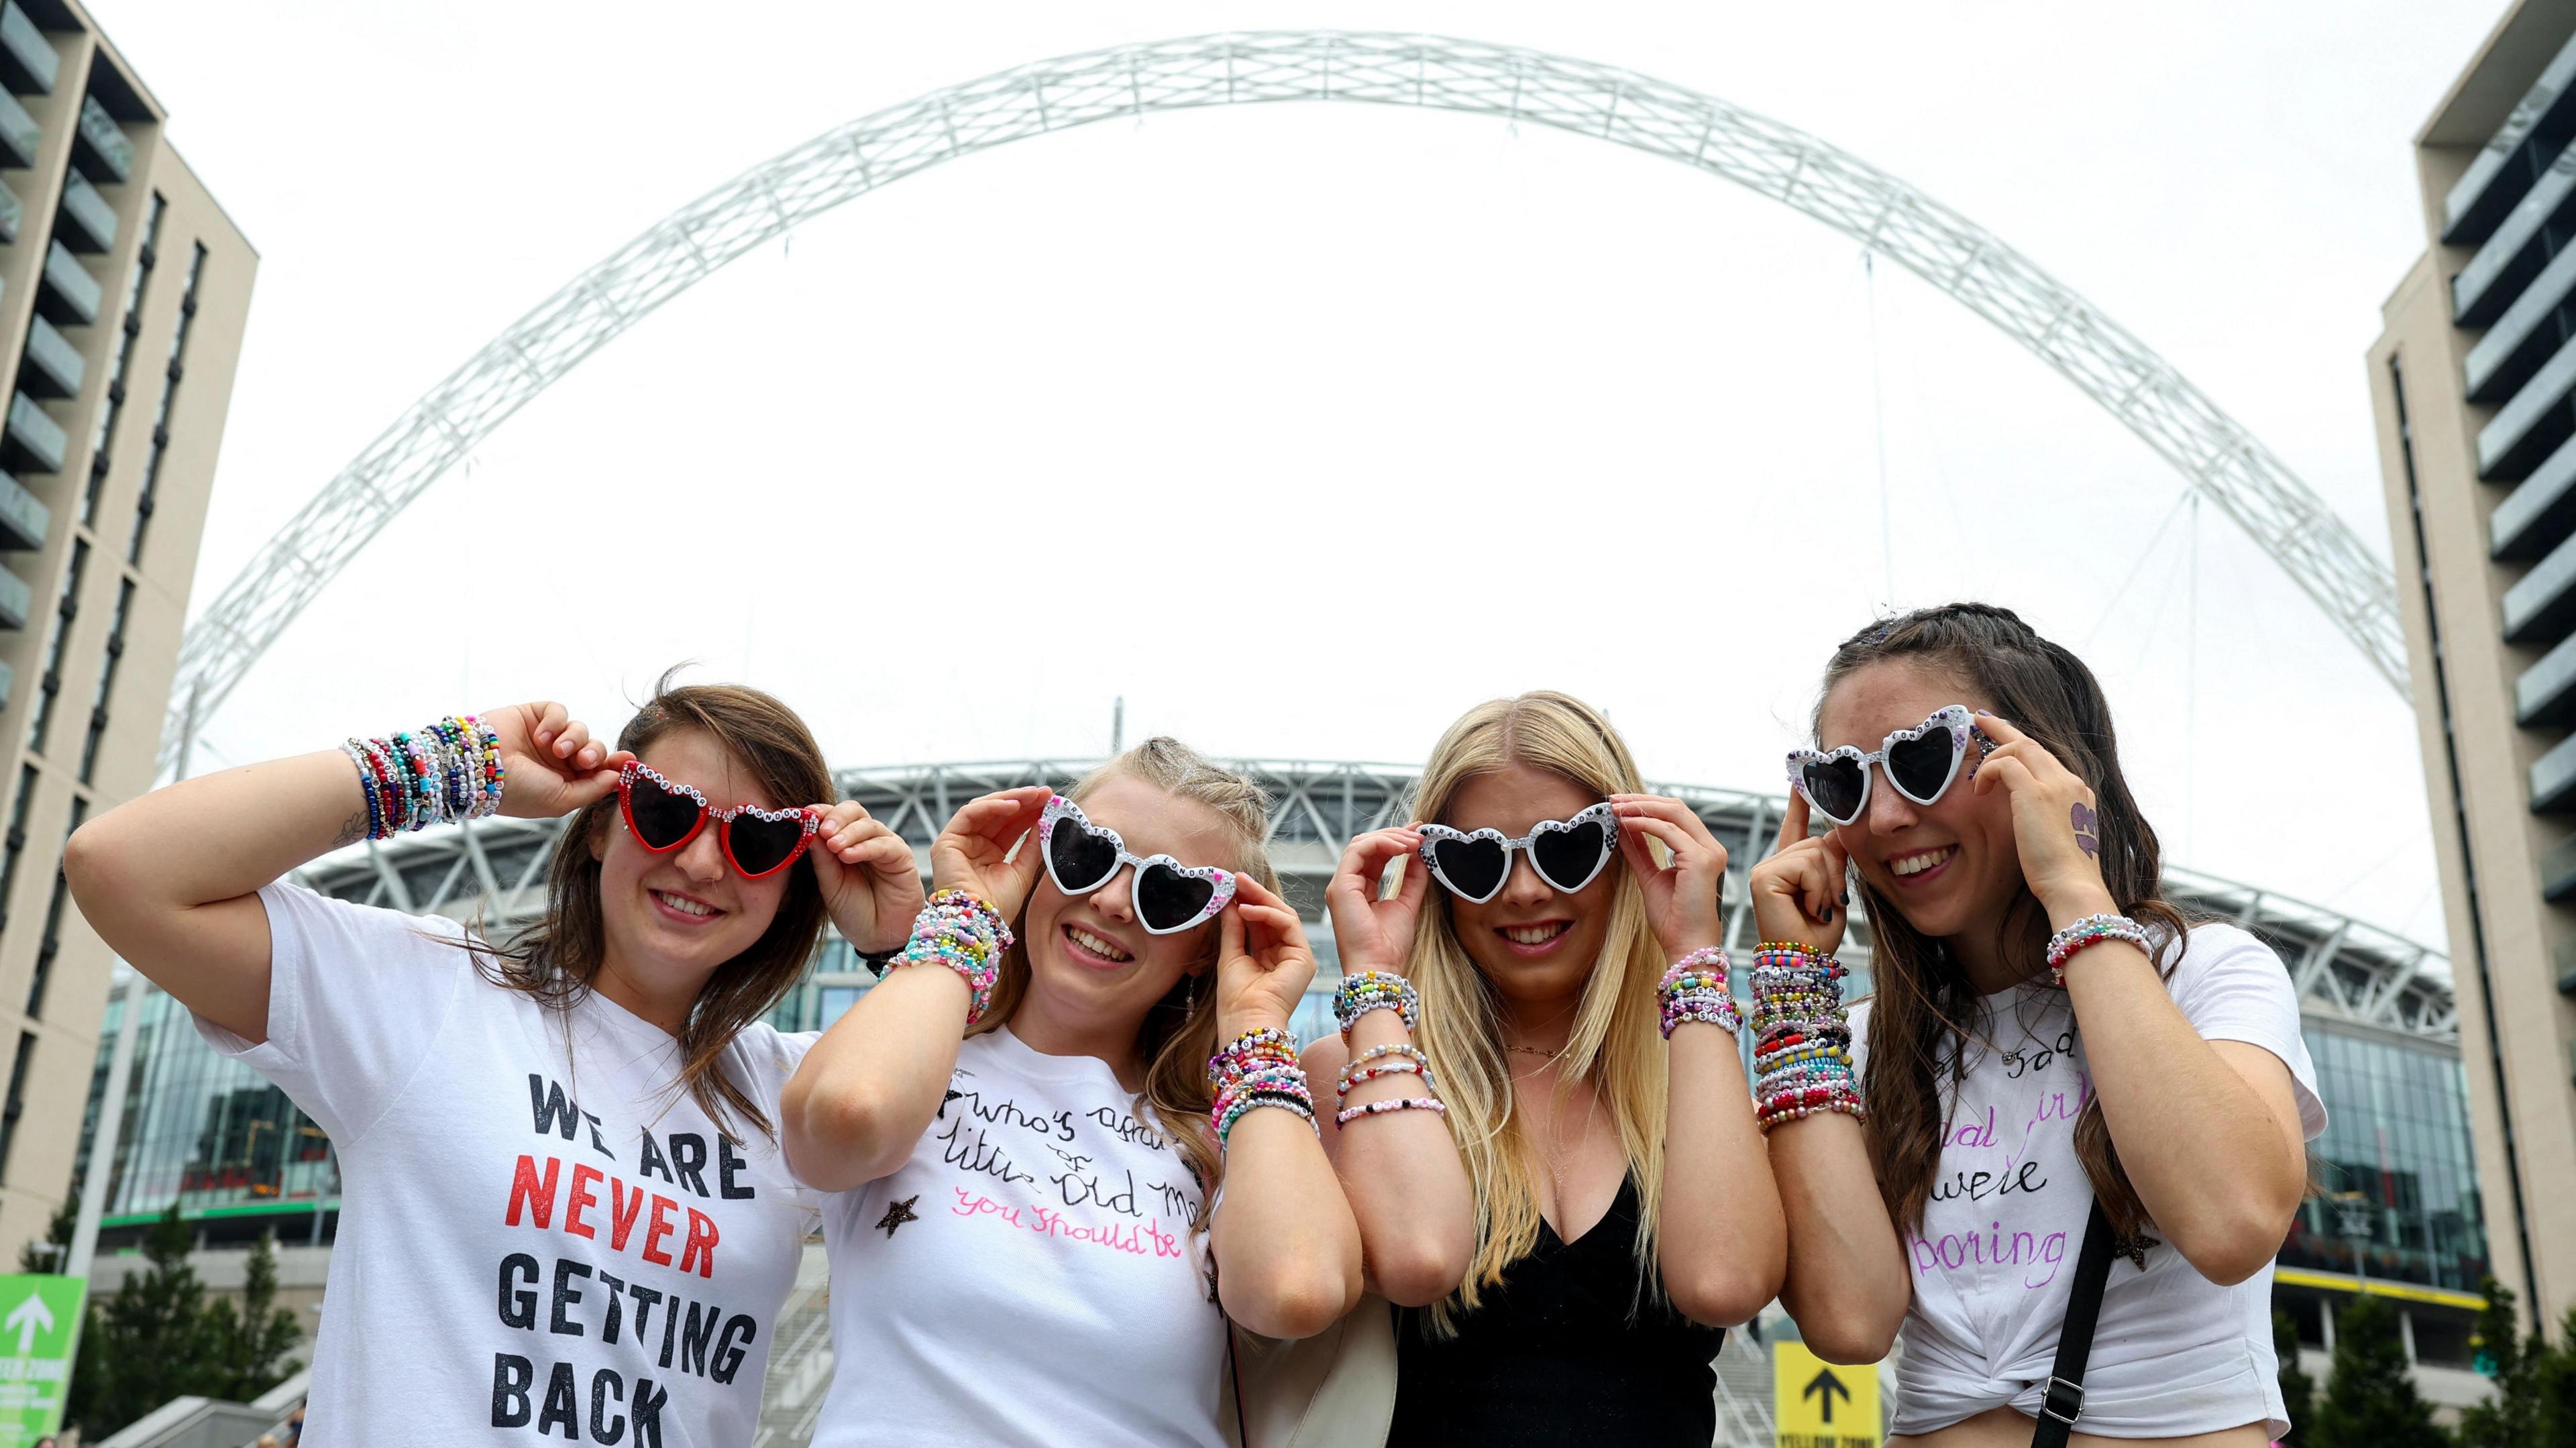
left=628, top=775, right=704, bottom=850
left=1047, top=820, right=1120, bottom=893
left=1801, top=759, right=1867, bottom=822
left=727, top=815, right=806, bottom=877
left=1529, top=820, right=1609, bottom=891
left=1429, top=837, right=1509, bottom=900
left=1136, top=863, right=1217, bottom=932
left=1886, top=731, right=1959, bottom=803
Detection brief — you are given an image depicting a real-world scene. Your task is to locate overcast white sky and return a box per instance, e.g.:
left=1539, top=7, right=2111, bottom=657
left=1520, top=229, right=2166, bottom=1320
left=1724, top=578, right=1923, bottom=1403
left=93, top=0, right=2507, bottom=952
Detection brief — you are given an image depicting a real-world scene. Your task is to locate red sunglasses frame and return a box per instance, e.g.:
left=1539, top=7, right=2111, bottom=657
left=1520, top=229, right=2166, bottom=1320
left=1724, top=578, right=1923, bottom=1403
left=616, top=761, right=819, bottom=881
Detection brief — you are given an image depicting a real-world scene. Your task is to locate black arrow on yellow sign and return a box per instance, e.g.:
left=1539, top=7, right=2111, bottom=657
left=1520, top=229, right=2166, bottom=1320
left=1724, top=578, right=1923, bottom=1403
left=1804, top=1368, right=1853, bottom=1425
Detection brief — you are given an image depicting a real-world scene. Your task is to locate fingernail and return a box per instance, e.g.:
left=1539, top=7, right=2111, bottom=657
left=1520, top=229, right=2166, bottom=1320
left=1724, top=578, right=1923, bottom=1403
left=1820, top=905, right=1835, bottom=923
left=1839, top=888, right=1849, bottom=904
left=1974, top=709, right=1990, bottom=717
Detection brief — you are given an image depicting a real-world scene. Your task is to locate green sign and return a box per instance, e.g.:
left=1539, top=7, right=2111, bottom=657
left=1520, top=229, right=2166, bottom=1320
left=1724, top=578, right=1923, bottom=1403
left=0, top=1274, right=82, bottom=1447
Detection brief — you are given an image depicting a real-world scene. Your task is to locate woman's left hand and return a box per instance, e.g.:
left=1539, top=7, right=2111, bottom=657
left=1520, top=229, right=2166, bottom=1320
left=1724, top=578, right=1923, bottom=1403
left=1611, top=794, right=1730, bottom=958
left=1969, top=713, right=2112, bottom=917
left=808, top=801, right=927, bottom=955
left=1214, top=875, right=1318, bottom=1041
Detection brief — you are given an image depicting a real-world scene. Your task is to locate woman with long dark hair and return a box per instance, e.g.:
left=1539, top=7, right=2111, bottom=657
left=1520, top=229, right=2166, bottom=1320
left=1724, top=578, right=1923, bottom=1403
left=1757, top=603, right=2324, bottom=1446
left=66, top=677, right=923, bottom=1445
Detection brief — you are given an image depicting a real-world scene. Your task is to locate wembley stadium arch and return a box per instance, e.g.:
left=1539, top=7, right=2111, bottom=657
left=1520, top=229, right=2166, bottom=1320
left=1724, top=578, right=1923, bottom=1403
left=158, top=30, right=2408, bottom=779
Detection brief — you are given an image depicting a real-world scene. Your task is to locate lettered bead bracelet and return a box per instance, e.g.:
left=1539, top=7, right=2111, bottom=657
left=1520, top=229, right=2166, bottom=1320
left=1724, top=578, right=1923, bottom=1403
left=1748, top=940, right=1864, bottom=1131
left=1658, top=946, right=1742, bottom=1038
left=887, top=889, right=1014, bottom=1025
left=2045, top=913, right=2152, bottom=987
left=342, top=714, right=504, bottom=841
left=1332, top=970, right=1420, bottom=1037
left=1208, top=1026, right=1317, bottom=1150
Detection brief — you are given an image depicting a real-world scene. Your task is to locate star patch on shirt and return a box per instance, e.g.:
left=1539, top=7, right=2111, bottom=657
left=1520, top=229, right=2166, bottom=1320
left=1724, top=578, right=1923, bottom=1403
left=875, top=1194, right=920, bottom=1238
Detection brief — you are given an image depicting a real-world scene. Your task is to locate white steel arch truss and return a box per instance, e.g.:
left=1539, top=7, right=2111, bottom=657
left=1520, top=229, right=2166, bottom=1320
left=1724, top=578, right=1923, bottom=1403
left=159, top=31, right=2407, bottom=772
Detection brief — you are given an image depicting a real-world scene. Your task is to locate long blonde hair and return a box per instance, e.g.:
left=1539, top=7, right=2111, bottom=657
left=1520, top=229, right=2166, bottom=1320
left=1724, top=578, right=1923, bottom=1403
left=970, top=737, right=1281, bottom=1236
left=1405, top=691, right=1670, bottom=1323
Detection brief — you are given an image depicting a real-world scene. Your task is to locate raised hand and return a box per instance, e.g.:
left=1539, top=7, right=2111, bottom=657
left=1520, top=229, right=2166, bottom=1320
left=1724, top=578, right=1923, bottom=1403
left=483, top=702, right=631, bottom=820
left=1325, top=828, right=1430, bottom=977
left=1609, top=794, right=1729, bottom=958
left=810, top=801, right=928, bottom=954
left=1969, top=713, right=2112, bottom=918
left=929, top=785, right=1051, bottom=919
left=1750, top=793, right=1849, bottom=955
left=1215, top=875, right=1319, bottom=1040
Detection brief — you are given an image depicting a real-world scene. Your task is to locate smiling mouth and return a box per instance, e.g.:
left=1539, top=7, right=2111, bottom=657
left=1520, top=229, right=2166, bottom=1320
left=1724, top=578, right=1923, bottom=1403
left=1063, top=924, right=1134, bottom=964
left=1499, top=921, right=1572, bottom=947
left=1888, top=846, right=1957, bottom=880
left=652, top=889, right=723, bottom=920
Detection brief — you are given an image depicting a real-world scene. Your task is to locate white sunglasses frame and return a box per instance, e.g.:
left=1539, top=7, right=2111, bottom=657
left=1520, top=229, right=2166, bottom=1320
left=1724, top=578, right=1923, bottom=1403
left=1036, top=795, right=1238, bottom=935
left=1414, top=801, right=1620, bottom=903
left=1784, top=704, right=1991, bottom=827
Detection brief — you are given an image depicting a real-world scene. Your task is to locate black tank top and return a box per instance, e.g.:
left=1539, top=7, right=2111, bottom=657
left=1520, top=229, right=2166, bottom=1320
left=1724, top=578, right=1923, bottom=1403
left=1387, top=1174, right=1724, bottom=1446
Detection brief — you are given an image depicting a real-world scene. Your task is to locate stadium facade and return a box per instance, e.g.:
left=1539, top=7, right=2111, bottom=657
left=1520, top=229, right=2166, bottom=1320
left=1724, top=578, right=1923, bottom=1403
left=74, top=758, right=2492, bottom=1415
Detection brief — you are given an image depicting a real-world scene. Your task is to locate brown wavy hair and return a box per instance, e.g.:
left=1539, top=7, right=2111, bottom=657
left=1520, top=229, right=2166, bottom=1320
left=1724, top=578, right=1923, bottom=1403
left=1818, top=603, right=2187, bottom=1249
left=970, top=737, right=1281, bottom=1240
left=476, top=670, right=833, bottom=1141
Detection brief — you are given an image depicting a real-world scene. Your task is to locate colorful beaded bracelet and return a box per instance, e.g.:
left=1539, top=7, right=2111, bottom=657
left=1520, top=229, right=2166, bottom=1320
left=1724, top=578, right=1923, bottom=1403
left=1335, top=1095, right=1447, bottom=1127
left=1333, top=970, right=1420, bottom=1036
left=2046, top=913, right=2151, bottom=985
left=1208, top=1026, right=1318, bottom=1151
left=885, top=889, right=1013, bottom=1025
left=341, top=714, right=504, bottom=841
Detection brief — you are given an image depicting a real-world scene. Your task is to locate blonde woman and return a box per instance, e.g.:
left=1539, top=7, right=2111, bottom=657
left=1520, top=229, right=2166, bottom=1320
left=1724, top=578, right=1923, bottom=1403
left=1309, top=691, right=1786, bottom=1446
left=782, top=739, right=1363, bottom=1447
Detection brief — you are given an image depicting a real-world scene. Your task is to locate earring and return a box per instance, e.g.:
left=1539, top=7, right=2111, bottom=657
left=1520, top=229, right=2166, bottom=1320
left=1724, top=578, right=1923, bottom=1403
left=1185, top=972, right=1199, bottom=1012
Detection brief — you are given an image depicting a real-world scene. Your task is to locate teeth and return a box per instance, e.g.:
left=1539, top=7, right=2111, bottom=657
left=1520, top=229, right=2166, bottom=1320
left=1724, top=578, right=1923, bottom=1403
left=1067, top=926, right=1132, bottom=962
left=1504, top=923, right=1566, bottom=945
left=1890, top=847, right=1956, bottom=878
left=655, top=891, right=714, bottom=917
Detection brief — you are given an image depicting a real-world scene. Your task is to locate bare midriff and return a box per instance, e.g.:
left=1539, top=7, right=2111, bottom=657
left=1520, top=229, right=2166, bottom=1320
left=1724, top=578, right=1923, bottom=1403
left=1893, top=1407, right=2267, bottom=1448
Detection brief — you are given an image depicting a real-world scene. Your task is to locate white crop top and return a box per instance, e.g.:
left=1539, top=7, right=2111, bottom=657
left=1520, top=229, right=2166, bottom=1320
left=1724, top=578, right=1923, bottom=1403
left=1852, top=922, right=2326, bottom=1440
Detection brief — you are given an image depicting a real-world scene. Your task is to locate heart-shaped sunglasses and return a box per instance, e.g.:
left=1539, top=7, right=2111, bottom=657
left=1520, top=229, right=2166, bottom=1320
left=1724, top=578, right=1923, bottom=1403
left=1415, top=801, right=1618, bottom=903
left=1038, top=795, right=1237, bottom=934
left=618, top=761, right=820, bottom=880
left=1786, top=704, right=1995, bottom=827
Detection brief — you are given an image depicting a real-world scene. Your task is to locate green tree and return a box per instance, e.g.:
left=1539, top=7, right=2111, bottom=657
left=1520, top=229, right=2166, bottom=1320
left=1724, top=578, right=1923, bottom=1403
left=2458, top=1279, right=2542, bottom=1448
left=2309, top=1294, right=2450, bottom=1448
left=199, top=1231, right=301, bottom=1402
left=15, top=1197, right=74, bottom=1274
left=2275, top=1308, right=2317, bottom=1445
left=63, top=1204, right=219, bottom=1440
left=2535, top=1306, right=2576, bottom=1448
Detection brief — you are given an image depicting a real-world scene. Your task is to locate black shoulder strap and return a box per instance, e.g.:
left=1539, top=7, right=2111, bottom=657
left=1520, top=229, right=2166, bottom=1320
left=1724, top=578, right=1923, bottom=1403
left=2030, top=1201, right=2117, bottom=1448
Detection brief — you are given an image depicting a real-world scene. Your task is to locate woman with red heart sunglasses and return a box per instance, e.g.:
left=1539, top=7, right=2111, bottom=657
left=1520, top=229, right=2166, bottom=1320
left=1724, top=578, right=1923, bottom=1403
left=64, top=672, right=926, bottom=1448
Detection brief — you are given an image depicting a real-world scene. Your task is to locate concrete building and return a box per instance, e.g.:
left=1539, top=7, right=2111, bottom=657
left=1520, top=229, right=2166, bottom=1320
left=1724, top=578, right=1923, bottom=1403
left=0, top=0, right=254, bottom=1265
left=78, top=759, right=2488, bottom=1433
left=2367, top=0, right=2576, bottom=1334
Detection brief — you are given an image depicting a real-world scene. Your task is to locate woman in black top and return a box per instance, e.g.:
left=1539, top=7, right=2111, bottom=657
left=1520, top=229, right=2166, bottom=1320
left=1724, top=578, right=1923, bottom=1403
left=1303, top=691, right=1786, bottom=1445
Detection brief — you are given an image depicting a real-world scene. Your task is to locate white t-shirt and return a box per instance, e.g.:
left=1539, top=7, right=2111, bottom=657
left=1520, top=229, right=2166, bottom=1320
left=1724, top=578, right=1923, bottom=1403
left=810, top=1027, right=1226, bottom=1447
left=1851, top=922, right=2326, bottom=1439
left=194, top=882, right=823, bottom=1448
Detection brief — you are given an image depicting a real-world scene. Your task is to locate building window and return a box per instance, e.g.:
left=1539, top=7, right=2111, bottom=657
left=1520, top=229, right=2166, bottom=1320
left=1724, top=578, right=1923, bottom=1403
left=26, top=797, right=85, bottom=1017
left=128, top=243, right=207, bottom=567
left=0, top=764, right=34, bottom=934
left=78, top=579, right=133, bottom=782
left=0, top=1032, right=35, bottom=1174
left=85, top=192, right=166, bottom=528
left=25, top=539, right=87, bottom=756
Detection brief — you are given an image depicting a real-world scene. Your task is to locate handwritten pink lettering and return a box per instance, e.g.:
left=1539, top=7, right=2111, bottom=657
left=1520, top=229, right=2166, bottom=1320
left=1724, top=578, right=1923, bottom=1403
left=949, top=1188, right=1186, bottom=1259
left=1908, top=1220, right=2070, bottom=1288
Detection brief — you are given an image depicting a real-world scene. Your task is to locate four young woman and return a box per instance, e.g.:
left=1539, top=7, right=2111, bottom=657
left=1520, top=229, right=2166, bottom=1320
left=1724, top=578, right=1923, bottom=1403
left=67, top=600, right=2324, bottom=1447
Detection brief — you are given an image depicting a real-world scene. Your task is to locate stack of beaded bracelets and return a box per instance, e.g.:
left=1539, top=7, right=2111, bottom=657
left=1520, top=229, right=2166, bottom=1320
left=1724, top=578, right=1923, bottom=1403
left=342, top=715, right=504, bottom=841
left=886, top=889, right=1014, bottom=1026
left=1748, top=940, right=1864, bottom=1131
left=1657, top=946, right=1743, bottom=1038
left=2046, top=913, right=2151, bottom=986
left=1333, top=1042, right=1446, bottom=1127
left=1208, top=1027, right=1318, bottom=1151
left=1332, top=970, right=1420, bottom=1036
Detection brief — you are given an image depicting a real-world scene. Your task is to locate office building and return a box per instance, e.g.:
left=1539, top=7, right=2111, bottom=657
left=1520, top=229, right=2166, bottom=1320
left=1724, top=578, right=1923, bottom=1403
left=2367, top=0, right=2576, bottom=1333
left=0, top=0, right=254, bottom=1266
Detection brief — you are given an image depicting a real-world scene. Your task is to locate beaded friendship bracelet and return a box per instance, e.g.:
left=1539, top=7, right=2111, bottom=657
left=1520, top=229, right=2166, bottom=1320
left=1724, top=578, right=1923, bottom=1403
left=1332, top=970, right=1421, bottom=1037
left=1748, top=939, right=1864, bottom=1131
left=885, top=889, right=1014, bottom=1025
left=1336, top=1095, right=1448, bottom=1127
left=342, top=715, right=504, bottom=842
left=2045, top=913, right=2152, bottom=986
left=1658, top=946, right=1743, bottom=1039
left=1208, top=1027, right=1318, bottom=1151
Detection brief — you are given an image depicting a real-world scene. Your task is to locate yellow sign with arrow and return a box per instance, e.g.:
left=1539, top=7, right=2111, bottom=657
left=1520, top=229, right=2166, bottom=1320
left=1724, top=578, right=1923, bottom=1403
left=1773, top=1339, right=1880, bottom=1448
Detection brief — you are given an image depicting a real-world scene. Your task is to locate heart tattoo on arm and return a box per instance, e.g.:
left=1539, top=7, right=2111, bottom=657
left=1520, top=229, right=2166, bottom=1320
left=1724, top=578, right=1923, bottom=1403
left=2071, top=801, right=2100, bottom=860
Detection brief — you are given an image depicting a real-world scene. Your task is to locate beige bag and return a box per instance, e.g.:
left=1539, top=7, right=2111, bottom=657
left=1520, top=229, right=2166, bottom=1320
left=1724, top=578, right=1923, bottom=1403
left=1218, top=1294, right=1399, bottom=1448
